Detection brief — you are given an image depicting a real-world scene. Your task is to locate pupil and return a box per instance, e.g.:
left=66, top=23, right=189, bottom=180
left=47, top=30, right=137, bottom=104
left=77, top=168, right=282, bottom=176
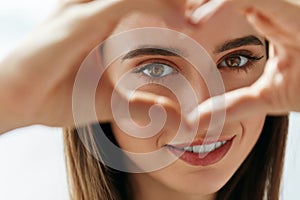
left=226, top=57, right=241, bottom=67
left=150, top=65, right=164, bottom=77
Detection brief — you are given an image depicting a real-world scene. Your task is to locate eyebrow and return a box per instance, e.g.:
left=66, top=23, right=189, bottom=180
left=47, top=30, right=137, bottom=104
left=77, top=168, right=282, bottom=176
left=214, top=35, right=264, bottom=54
left=121, top=36, right=263, bottom=60
left=122, top=46, right=183, bottom=61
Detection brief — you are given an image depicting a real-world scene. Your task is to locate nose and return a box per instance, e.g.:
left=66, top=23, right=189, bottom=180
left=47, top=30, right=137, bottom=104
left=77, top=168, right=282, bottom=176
left=156, top=64, right=225, bottom=143
left=177, top=59, right=226, bottom=140
left=191, top=72, right=211, bottom=102
left=174, top=59, right=225, bottom=114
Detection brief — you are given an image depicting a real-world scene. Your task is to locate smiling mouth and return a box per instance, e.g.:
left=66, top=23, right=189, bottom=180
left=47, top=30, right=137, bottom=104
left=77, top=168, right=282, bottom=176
left=173, top=140, right=228, bottom=153
left=166, top=136, right=235, bottom=166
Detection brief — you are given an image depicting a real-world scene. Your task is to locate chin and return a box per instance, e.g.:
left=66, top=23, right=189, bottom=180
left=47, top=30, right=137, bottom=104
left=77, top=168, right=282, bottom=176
left=148, top=162, right=235, bottom=197
left=173, top=173, right=229, bottom=195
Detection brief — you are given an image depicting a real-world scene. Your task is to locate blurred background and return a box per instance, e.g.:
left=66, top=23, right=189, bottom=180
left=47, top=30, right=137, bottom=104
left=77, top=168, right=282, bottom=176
left=0, top=0, right=299, bottom=199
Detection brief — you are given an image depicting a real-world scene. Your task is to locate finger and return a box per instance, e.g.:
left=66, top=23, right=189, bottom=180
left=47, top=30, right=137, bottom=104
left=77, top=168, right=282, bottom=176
left=56, top=0, right=93, bottom=11
left=65, top=0, right=188, bottom=52
left=245, top=7, right=299, bottom=48
left=185, top=0, right=208, bottom=18
left=189, top=0, right=225, bottom=24
left=129, top=91, right=185, bottom=129
left=186, top=0, right=208, bottom=9
left=248, top=0, right=300, bottom=37
left=109, top=90, right=190, bottom=137
left=89, top=0, right=189, bottom=27
left=190, top=0, right=300, bottom=44
left=60, top=0, right=93, bottom=4
left=187, top=86, right=271, bottom=129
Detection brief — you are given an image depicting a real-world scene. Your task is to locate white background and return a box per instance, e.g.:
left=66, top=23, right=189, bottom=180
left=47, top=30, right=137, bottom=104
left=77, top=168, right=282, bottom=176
left=0, top=0, right=299, bottom=199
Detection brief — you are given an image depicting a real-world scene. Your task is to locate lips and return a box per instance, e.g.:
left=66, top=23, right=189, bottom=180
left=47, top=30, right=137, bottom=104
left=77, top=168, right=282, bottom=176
left=166, top=136, right=234, bottom=166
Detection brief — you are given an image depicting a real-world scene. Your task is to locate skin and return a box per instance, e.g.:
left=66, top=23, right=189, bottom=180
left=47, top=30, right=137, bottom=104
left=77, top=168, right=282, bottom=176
left=0, top=0, right=188, bottom=133
left=0, top=0, right=299, bottom=132
left=0, top=0, right=299, bottom=199
left=103, top=3, right=267, bottom=200
left=188, top=0, right=300, bottom=126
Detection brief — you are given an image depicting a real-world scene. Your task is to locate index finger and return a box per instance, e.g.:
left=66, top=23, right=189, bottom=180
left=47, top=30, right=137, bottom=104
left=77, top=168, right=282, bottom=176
left=190, top=0, right=299, bottom=29
left=187, top=86, right=270, bottom=130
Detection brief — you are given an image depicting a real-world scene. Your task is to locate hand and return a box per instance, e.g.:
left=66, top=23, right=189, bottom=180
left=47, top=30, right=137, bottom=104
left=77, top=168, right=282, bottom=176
left=188, top=0, right=300, bottom=125
left=0, top=0, right=188, bottom=133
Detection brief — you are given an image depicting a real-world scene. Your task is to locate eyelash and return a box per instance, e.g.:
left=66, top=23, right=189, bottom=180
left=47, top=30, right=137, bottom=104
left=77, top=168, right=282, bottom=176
left=217, top=50, right=264, bottom=73
left=131, top=50, right=264, bottom=83
left=132, top=60, right=179, bottom=83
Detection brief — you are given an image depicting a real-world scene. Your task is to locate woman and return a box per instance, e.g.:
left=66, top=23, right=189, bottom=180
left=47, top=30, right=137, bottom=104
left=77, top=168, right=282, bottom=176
left=0, top=0, right=299, bottom=200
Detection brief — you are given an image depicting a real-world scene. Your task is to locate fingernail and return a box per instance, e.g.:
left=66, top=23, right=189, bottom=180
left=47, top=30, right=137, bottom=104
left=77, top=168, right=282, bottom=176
left=190, top=0, right=223, bottom=24
left=245, top=10, right=258, bottom=24
left=243, top=7, right=260, bottom=23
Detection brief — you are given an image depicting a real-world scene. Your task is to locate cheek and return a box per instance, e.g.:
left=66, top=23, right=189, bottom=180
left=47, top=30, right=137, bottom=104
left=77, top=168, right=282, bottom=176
left=220, top=115, right=266, bottom=183
left=110, top=121, right=159, bottom=153
left=221, top=61, right=266, bottom=91
left=184, top=117, right=266, bottom=191
left=239, top=115, right=266, bottom=158
left=219, top=116, right=266, bottom=174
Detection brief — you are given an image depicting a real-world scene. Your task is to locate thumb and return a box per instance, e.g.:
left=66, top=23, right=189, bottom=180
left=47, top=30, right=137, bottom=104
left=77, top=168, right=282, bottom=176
left=109, top=89, right=189, bottom=138
left=187, top=86, right=271, bottom=129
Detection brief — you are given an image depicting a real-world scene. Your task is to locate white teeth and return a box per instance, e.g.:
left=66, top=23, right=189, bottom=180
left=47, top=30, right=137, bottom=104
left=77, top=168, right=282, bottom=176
left=215, top=142, right=222, bottom=149
left=181, top=141, right=227, bottom=154
left=192, top=145, right=203, bottom=153
left=183, top=146, right=193, bottom=151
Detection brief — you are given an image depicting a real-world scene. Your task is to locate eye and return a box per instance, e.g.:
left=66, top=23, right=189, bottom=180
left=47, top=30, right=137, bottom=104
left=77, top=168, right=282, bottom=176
left=219, top=55, right=249, bottom=68
left=134, top=63, right=177, bottom=78
left=217, top=50, right=265, bottom=72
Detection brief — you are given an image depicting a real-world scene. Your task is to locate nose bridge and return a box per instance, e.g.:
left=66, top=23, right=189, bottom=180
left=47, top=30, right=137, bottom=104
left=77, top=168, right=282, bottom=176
left=191, top=75, right=210, bottom=134
left=163, top=67, right=225, bottom=141
left=181, top=67, right=223, bottom=133
left=189, top=73, right=227, bottom=137
left=191, top=73, right=211, bottom=104
left=175, top=69, right=211, bottom=120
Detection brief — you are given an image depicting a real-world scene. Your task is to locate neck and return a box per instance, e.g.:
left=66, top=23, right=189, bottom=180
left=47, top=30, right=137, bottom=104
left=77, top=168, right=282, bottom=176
left=129, top=173, right=216, bottom=200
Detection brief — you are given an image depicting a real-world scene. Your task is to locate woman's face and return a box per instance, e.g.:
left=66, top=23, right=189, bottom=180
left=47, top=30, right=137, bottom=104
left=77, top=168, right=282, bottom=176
left=102, top=2, right=266, bottom=199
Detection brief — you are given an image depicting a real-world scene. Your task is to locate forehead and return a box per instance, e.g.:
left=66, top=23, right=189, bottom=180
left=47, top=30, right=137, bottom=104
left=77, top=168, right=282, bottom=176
left=112, top=3, right=263, bottom=54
